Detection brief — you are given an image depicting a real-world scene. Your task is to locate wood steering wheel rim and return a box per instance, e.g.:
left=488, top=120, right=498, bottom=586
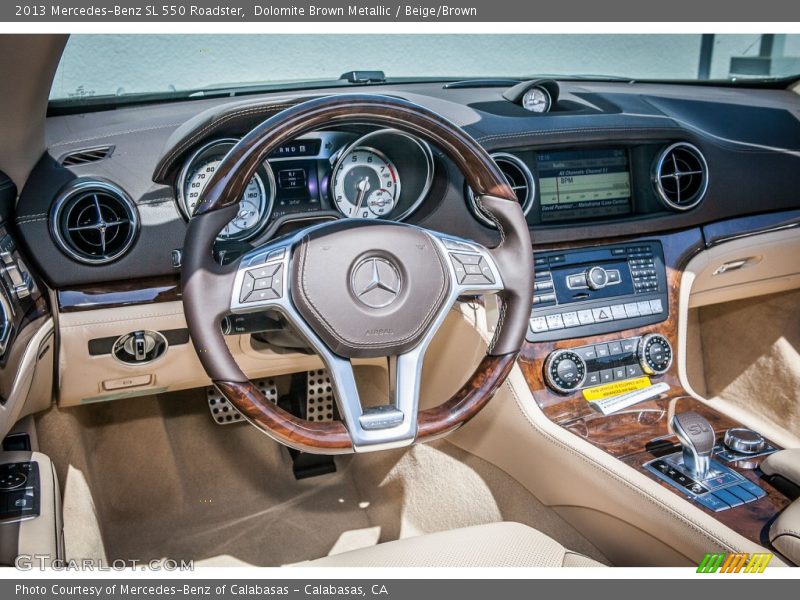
left=181, top=94, right=533, bottom=454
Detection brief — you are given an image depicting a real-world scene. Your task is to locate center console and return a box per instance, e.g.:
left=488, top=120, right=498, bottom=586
left=518, top=228, right=794, bottom=560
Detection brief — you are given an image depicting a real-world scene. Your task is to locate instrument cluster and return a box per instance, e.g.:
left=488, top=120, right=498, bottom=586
left=176, top=129, right=435, bottom=243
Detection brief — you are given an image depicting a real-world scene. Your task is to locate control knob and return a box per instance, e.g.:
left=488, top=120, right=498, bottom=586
left=544, top=350, right=587, bottom=394
left=724, top=428, right=766, bottom=455
left=638, top=334, right=672, bottom=375
left=586, top=266, right=609, bottom=290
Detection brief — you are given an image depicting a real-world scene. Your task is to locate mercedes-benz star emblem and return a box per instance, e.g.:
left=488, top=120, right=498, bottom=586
left=351, top=257, right=402, bottom=309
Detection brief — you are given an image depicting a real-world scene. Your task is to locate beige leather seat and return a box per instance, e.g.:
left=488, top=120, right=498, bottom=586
left=198, top=522, right=605, bottom=567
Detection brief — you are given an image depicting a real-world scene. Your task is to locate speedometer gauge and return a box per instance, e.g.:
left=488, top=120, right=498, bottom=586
left=177, top=139, right=274, bottom=241
left=331, top=147, right=400, bottom=219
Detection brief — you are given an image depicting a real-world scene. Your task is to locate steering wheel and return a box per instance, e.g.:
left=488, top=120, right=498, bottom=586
left=182, top=94, right=533, bottom=454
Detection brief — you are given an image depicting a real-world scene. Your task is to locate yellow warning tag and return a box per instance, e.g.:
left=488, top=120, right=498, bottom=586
left=582, top=376, right=652, bottom=401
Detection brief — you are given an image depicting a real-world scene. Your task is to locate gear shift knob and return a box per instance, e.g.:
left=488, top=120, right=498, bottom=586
left=671, top=411, right=715, bottom=479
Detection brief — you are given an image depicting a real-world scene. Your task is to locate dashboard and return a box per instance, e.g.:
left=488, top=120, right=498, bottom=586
left=11, top=78, right=800, bottom=289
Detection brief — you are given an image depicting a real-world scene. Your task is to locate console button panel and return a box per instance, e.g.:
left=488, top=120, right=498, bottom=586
left=644, top=453, right=766, bottom=512
left=0, top=462, right=40, bottom=523
left=543, top=335, right=669, bottom=394
left=528, top=241, right=668, bottom=342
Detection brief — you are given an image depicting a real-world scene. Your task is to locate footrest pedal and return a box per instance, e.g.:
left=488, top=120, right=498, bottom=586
left=206, top=377, right=277, bottom=425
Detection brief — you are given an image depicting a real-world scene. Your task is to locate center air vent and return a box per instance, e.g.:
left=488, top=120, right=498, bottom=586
left=50, top=180, right=139, bottom=264
left=653, top=143, right=709, bottom=211
left=468, top=152, right=535, bottom=228
left=58, top=145, right=114, bottom=167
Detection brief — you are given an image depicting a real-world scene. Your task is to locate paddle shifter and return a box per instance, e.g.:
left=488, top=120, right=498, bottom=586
left=671, top=411, right=715, bottom=479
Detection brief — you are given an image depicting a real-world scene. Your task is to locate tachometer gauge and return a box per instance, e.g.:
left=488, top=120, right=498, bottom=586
left=178, top=139, right=274, bottom=241
left=521, top=86, right=552, bottom=113
left=331, top=147, right=400, bottom=219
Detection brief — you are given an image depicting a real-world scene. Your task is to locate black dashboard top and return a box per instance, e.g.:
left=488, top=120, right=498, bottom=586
left=14, top=79, right=800, bottom=288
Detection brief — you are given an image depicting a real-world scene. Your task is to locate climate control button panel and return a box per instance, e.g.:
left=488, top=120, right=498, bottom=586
left=543, top=334, right=673, bottom=395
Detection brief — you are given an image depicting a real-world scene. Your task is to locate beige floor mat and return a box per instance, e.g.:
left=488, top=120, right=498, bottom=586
left=694, top=289, right=800, bottom=445
left=35, top=389, right=607, bottom=566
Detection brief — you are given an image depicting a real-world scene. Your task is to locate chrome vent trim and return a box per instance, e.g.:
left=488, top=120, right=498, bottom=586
left=467, top=152, right=535, bottom=228
left=59, top=145, right=114, bottom=167
left=50, top=180, right=139, bottom=265
left=653, top=142, right=709, bottom=211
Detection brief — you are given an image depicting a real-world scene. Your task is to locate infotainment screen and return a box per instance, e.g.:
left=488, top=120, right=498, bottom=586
left=537, top=149, right=632, bottom=222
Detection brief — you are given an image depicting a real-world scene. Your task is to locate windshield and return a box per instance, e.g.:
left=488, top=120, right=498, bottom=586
left=50, top=34, right=800, bottom=103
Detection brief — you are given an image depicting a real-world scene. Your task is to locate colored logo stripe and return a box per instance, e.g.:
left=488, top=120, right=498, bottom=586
left=697, top=552, right=772, bottom=573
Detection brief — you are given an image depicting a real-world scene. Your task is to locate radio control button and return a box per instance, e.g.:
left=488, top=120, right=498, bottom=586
left=637, top=301, right=653, bottom=316
left=607, top=269, right=621, bottom=284
left=538, top=293, right=556, bottom=304
left=624, top=302, right=641, bottom=317
left=545, top=314, right=565, bottom=330
left=611, top=248, right=626, bottom=256
left=649, top=299, right=664, bottom=314
left=567, top=273, right=587, bottom=289
left=592, top=306, right=613, bottom=322
left=576, top=309, right=595, bottom=325
left=529, top=317, right=549, bottom=333
left=595, top=343, right=610, bottom=358
left=610, top=304, right=627, bottom=320
left=587, top=266, right=609, bottom=290
left=562, top=312, right=580, bottom=327
left=534, top=280, right=553, bottom=291
left=608, top=341, right=623, bottom=355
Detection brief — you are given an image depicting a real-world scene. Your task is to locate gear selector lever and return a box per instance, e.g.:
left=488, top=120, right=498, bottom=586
left=671, top=411, right=715, bottom=479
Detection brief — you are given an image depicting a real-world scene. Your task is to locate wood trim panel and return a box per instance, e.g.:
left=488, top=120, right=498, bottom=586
left=519, top=227, right=790, bottom=548
left=216, top=352, right=518, bottom=455
left=57, top=275, right=181, bottom=313
left=0, top=223, right=50, bottom=353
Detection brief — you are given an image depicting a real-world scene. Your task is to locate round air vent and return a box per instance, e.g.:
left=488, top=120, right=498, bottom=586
left=468, top=152, right=535, bottom=228
left=50, top=180, right=139, bottom=264
left=653, top=143, right=709, bottom=211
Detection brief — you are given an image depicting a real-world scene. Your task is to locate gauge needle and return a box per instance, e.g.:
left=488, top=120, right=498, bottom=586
left=354, top=176, right=371, bottom=215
